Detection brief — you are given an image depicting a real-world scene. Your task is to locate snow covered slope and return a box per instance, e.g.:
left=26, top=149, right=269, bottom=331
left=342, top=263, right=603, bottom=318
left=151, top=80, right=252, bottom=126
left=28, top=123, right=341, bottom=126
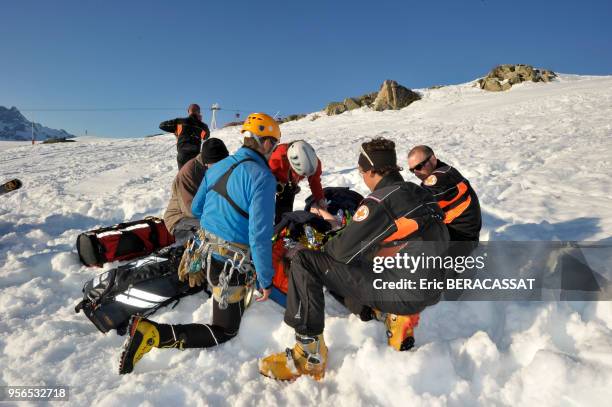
left=1, top=74, right=612, bottom=406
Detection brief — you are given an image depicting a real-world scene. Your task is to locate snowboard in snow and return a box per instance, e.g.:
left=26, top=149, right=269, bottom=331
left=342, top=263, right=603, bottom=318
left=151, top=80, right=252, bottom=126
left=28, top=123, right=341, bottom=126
left=0, top=179, right=22, bottom=196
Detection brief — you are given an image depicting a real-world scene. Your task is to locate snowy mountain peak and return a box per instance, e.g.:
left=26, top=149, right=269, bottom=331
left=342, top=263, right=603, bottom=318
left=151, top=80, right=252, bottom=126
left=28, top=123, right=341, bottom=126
left=0, top=106, right=75, bottom=141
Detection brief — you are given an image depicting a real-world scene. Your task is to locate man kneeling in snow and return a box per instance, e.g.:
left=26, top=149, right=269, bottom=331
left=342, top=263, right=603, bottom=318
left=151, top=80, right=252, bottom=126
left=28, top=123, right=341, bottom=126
left=118, top=113, right=278, bottom=375
left=163, top=138, right=229, bottom=244
left=259, top=138, right=450, bottom=381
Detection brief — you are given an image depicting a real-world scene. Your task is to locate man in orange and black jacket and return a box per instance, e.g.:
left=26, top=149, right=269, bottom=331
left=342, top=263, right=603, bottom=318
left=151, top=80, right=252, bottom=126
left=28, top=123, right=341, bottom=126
left=407, top=145, right=481, bottom=242
left=259, top=138, right=449, bottom=381
left=160, top=103, right=210, bottom=169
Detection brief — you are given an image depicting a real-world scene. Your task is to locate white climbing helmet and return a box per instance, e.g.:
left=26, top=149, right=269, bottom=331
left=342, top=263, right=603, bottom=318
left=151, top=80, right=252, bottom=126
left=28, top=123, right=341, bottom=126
left=287, top=140, right=318, bottom=177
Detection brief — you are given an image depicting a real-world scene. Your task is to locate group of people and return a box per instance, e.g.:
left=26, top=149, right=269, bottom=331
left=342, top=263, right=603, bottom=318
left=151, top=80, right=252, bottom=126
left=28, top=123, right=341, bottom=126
left=161, top=104, right=325, bottom=242
left=118, top=104, right=482, bottom=382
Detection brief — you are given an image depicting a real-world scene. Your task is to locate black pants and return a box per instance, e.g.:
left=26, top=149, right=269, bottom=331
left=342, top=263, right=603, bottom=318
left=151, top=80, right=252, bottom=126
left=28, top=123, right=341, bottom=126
left=177, top=148, right=199, bottom=170
left=275, top=184, right=299, bottom=224
left=158, top=258, right=247, bottom=348
left=284, top=250, right=443, bottom=336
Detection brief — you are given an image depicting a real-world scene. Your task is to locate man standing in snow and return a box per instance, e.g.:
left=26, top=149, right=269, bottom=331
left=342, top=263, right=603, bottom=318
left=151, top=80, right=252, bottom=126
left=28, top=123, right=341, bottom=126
left=163, top=138, right=229, bottom=244
left=269, top=140, right=327, bottom=223
left=159, top=103, right=210, bottom=169
left=407, top=145, right=481, bottom=242
left=119, top=113, right=279, bottom=375
left=259, top=138, right=449, bottom=381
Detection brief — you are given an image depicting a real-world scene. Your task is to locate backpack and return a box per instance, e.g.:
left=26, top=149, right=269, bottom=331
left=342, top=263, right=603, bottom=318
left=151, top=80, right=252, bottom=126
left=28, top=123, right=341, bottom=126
left=304, top=187, right=364, bottom=226
left=76, top=217, right=174, bottom=267
left=74, top=246, right=205, bottom=335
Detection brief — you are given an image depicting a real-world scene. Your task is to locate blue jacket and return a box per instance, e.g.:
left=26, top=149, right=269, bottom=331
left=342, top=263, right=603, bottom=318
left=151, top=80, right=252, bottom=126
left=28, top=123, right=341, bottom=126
left=191, top=146, right=276, bottom=288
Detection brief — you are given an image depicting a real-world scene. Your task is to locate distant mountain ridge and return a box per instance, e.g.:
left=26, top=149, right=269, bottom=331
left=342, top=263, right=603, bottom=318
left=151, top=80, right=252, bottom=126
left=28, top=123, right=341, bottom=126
left=0, top=106, right=75, bottom=141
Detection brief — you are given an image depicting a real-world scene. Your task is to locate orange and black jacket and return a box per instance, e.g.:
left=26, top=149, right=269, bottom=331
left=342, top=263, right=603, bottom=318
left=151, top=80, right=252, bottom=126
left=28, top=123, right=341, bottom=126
left=421, top=160, right=481, bottom=241
left=324, top=172, right=449, bottom=266
left=159, top=114, right=210, bottom=153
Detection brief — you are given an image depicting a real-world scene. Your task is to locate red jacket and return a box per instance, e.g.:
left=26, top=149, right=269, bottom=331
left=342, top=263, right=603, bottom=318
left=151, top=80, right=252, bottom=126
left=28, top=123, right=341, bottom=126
left=268, top=143, right=324, bottom=201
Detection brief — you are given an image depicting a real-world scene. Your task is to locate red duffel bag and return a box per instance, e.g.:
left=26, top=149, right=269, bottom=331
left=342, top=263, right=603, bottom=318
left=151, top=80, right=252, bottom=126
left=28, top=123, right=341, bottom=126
left=76, top=217, right=175, bottom=267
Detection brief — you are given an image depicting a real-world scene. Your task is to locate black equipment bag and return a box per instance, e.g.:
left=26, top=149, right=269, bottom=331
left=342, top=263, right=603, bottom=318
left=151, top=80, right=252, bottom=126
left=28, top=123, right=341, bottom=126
left=304, top=187, right=364, bottom=217
left=76, top=216, right=175, bottom=267
left=75, top=246, right=205, bottom=335
left=273, top=210, right=332, bottom=239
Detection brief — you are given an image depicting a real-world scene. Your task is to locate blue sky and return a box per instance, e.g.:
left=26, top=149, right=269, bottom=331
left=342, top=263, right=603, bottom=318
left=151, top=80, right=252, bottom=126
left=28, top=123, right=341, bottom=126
left=1, top=0, right=611, bottom=138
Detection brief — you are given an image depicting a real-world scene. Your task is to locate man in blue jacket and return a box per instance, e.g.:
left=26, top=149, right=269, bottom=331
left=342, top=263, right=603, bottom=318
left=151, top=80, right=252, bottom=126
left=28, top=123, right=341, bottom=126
left=119, top=113, right=280, bottom=375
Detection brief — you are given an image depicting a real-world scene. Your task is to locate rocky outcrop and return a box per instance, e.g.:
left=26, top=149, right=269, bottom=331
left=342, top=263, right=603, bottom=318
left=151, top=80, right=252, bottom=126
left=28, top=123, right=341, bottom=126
left=325, top=102, right=348, bottom=116
left=325, top=92, right=378, bottom=115
left=355, top=92, right=378, bottom=108
left=343, top=97, right=361, bottom=111
left=372, top=80, right=421, bottom=111
left=325, top=82, right=419, bottom=116
left=278, top=114, right=307, bottom=123
left=478, top=64, right=557, bottom=91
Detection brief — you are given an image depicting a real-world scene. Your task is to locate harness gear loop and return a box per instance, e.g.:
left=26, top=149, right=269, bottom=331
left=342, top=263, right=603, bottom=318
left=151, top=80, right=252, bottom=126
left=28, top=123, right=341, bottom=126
left=186, top=230, right=255, bottom=310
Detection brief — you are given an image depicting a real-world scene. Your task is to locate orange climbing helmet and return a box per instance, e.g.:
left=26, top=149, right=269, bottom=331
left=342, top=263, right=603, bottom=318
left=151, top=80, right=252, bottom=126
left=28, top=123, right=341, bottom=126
left=241, top=113, right=281, bottom=140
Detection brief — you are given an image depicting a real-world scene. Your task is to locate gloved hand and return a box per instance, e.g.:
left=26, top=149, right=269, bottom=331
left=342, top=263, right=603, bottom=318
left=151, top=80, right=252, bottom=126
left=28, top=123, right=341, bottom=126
left=178, top=249, right=191, bottom=282
left=178, top=247, right=206, bottom=287
left=188, top=270, right=206, bottom=288
left=317, top=199, right=328, bottom=210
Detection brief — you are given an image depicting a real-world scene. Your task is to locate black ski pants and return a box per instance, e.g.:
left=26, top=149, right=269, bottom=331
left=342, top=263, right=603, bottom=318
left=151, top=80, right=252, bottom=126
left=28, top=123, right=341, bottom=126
left=158, top=257, right=247, bottom=348
left=177, top=147, right=199, bottom=170
left=284, top=250, right=439, bottom=337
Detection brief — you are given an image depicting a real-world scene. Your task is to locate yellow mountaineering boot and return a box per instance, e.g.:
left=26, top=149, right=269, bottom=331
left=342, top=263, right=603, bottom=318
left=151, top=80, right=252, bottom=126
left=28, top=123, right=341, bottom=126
left=383, top=312, right=420, bottom=351
left=119, top=316, right=159, bottom=374
left=118, top=316, right=185, bottom=374
left=259, top=333, right=328, bottom=381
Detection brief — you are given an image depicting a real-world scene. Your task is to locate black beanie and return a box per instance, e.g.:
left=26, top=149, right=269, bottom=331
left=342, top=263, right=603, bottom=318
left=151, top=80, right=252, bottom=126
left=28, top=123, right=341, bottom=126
left=201, top=138, right=229, bottom=164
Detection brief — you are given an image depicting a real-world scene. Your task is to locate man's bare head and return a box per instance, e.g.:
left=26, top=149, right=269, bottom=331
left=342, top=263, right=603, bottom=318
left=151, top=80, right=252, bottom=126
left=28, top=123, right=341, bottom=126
left=408, top=145, right=437, bottom=181
left=188, top=103, right=202, bottom=120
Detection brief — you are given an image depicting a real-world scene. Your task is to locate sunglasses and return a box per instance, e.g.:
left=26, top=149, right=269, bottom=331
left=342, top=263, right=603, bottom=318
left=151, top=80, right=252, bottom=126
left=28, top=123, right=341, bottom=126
left=409, top=155, right=431, bottom=172
left=243, top=130, right=278, bottom=146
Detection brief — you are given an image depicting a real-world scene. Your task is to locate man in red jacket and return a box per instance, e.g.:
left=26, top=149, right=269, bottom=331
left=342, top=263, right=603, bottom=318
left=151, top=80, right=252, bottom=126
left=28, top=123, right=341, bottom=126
left=269, top=140, right=326, bottom=223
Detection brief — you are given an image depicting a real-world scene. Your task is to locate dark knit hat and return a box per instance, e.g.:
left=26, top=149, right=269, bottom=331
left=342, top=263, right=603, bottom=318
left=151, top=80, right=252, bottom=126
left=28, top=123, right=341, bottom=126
left=201, top=138, right=229, bottom=164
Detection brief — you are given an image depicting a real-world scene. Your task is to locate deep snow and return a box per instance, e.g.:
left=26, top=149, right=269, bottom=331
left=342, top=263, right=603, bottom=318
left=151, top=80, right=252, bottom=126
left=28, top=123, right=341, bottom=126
left=1, top=74, right=612, bottom=406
